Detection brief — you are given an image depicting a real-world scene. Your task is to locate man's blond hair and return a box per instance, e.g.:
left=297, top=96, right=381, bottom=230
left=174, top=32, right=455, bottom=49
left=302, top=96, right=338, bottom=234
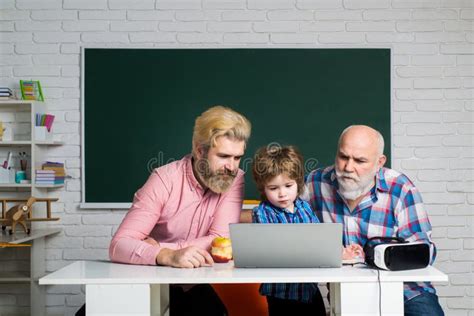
left=192, top=105, right=251, bottom=157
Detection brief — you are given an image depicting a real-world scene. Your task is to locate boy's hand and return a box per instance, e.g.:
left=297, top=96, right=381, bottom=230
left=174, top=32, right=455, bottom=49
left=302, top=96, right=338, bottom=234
left=342, top=244, right=364, bottom=260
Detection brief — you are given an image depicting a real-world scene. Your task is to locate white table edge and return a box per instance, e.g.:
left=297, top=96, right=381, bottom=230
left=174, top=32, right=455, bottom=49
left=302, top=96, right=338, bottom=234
left=39, top=260, right=449, bottom=285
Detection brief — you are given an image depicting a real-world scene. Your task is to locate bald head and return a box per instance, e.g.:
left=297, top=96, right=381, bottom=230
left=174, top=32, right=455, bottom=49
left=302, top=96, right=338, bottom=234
left=334, top=125, right=387, bottom=201
left=338, top=125, right=385, bottom=157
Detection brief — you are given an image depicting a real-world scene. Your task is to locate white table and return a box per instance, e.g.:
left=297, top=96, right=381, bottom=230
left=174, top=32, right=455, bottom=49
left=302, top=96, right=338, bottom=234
left=39, top=260, right=448, bottom=316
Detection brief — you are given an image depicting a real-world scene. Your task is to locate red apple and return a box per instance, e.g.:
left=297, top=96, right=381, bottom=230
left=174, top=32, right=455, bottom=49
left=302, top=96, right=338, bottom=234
left=211, top=237, right=232, bottom=263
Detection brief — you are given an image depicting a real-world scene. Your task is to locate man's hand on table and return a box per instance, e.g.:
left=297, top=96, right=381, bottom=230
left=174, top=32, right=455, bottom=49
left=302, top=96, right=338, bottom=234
left=156, top=246, right=214, bottom=268
left=342, top=244, right=364, bottom=260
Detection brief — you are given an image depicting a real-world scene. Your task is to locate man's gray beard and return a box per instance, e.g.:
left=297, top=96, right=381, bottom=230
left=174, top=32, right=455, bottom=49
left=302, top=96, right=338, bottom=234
left=195, top=158, right=237, bottom=194
left=335, top=169, right=377, bottom=201
left=206, top=174, right=235, bottom=194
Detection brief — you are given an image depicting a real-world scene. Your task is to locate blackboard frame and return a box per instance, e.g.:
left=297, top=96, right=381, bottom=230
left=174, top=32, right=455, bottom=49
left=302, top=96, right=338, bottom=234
left=80, top=47, right=392, bottom=209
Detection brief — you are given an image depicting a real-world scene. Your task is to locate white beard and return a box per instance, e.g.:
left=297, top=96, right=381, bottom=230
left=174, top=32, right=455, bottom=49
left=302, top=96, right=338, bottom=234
left=335, top=168, right=377, bottom=201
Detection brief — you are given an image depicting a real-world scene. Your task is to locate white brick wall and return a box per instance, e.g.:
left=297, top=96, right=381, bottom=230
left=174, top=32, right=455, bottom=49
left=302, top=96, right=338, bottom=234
left=1, top=1, right=473, bottom=315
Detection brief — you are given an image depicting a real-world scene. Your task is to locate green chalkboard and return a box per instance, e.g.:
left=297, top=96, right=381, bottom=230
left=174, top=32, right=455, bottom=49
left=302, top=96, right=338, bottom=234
left=84, top=48, right=390, bottom=204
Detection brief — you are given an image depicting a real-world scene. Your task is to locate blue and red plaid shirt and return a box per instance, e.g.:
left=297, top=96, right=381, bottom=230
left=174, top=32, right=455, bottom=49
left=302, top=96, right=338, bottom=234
left=252, top=198, right=321, bottom=303
left=304, top=166, right=437, bottom=301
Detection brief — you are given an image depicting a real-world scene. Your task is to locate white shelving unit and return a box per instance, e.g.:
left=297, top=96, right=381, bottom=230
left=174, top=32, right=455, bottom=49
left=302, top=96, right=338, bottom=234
left=0, top=228, right=62, bottom=315
left=0, top=100, right=64, bottom=190
left=0, top=100, right=63, bottom=316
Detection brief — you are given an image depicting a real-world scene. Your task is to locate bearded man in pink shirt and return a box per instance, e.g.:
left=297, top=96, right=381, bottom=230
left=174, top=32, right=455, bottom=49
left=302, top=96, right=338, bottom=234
left=107, top=105, right=251, bottom=316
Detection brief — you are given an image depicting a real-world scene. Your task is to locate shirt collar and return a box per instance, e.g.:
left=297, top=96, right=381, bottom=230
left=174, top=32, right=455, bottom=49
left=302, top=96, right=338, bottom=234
left=375, top=168, right=389, bottom=192
left=265, top=197, right=303, bottom=214
left=185, top=154, right=205, bottom=193
left=328, top=166, right=339, bottom=189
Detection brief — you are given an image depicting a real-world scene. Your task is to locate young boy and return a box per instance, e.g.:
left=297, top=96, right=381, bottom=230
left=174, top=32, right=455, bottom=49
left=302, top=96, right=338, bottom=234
left=251, top=145, right=327, bottom=316
left=252, top=145, right=364, bottom=316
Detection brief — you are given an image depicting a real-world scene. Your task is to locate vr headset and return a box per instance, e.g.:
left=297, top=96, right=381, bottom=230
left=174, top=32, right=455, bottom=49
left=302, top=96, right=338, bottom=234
left=363, top=237, right=430, bottom=271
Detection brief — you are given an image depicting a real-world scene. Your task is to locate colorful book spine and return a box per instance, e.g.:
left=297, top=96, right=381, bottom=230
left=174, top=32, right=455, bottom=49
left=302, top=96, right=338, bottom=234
left=35, top=163, right=66, bottom=185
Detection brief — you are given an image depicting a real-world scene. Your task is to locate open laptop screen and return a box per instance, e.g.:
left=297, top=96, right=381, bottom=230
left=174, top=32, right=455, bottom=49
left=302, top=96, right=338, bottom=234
left=230, top=223, right=343, bottom=268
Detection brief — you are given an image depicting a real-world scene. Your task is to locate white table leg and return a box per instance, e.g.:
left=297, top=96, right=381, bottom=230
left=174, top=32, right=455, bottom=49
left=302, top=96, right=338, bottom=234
left=30, top=236, right=46, bottom=316
left=86, top=284, right=169, bottom=316
left=329, top=283, right=340, bottom=316
left=330, top=282, right=404, bottom=316
left=151, top=284, right=169, bottom=316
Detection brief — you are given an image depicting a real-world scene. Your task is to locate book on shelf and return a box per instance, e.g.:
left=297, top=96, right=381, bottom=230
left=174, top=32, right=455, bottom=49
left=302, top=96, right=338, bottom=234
left=0, top=87, right=14, bottom=100
left=36, top=170, right=55, bottom=174
left=42, top=162, right=64, bottom=169
left=35, top=177, right=65, bottom=183
left=36, top=180, right=64, bottom=185
left=36, top=176, right=64, bottom=179
left=35, top=161, right=66, bottom=185
left=44, top=161, right=64, bottom=166
left=42, top=166, right=65, bottom=172
left=0, top=87, right=12, bottom=93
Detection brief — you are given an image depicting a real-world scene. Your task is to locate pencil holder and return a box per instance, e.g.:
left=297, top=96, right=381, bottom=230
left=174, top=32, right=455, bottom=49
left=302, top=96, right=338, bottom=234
left=34, top=126, right=52, bottom=141
left=0, top=168, right=15, bottom=184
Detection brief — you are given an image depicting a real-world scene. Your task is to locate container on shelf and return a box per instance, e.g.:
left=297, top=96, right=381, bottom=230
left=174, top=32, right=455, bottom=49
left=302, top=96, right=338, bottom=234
left=0, top=168, right=15, bottom=183
left=34, top=126, right=52, bottom=141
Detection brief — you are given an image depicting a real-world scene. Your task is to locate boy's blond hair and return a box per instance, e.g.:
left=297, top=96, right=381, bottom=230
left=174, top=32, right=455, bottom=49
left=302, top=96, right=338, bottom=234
left=192, top=106, right=251, bottom=157
left=252, top=145, right=305, bottom=200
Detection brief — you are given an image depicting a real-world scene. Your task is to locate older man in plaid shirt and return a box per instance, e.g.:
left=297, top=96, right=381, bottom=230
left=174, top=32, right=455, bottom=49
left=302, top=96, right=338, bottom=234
left=304, top=125, right=444, bottom=316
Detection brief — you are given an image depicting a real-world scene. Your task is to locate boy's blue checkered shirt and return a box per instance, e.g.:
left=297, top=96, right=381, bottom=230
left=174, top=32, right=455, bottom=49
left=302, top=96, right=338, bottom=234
left=252, top=197, right=321, bottom=303
left=304, top=166, right=437, bottom=301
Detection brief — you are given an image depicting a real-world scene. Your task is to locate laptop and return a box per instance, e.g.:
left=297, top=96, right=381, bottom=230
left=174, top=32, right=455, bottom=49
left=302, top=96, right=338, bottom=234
left=230, top=223, right=342, bottom=268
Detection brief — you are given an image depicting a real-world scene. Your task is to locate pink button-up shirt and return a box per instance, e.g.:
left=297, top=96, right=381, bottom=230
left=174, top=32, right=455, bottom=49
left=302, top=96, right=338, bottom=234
left=109, top=155, right=244, bottom=265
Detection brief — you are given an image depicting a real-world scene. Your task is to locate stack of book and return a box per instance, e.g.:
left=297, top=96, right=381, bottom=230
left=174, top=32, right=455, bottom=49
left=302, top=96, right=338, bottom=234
left=0, top=87, right=13, bottom=100
left=35, top=161, right=65, bottom=185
